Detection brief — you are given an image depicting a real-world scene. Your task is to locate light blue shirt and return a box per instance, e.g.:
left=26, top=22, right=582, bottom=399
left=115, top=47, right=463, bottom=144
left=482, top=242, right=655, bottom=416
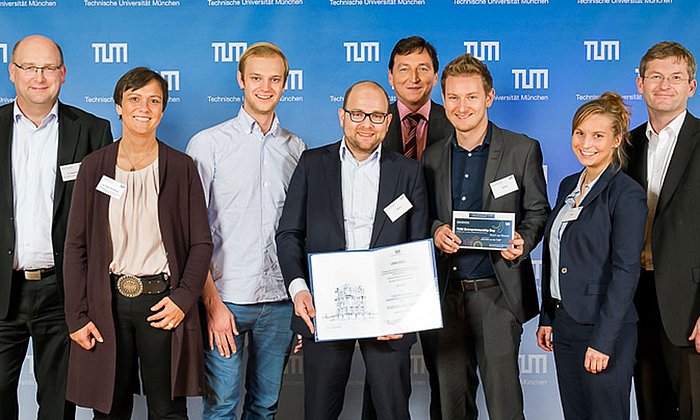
left=288, top=139, right=381, bottom=299
left=12, top=101, right=59, bottom=270
left=187, top=107, right=306, bottom=304
left=549, top=169, right=603, bottom=300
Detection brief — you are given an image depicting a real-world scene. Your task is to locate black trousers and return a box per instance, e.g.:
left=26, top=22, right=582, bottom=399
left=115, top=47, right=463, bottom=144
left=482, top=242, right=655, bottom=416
left=302, top=336, right=412, bottom=420
left=0, top=272, right=74, bottom=420
left=552, top=305, right=636, bottom=420
left=434, top=285, right=524, bottom=420
left=94, top=289, right=186, bottom=420
left=635, top=270, right=700, bottom=420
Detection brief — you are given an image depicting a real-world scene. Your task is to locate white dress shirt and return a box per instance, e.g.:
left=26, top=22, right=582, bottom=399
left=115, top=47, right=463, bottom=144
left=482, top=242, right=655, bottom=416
left=11, top=101, right=59, bottom=270
left=642, top=111, right=686, bottom=270
left=187, top=107, right=306, bottom=304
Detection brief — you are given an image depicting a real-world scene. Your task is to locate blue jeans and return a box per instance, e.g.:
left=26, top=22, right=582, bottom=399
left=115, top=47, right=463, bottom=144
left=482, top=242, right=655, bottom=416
left=203, top=301, right=293, bottom=420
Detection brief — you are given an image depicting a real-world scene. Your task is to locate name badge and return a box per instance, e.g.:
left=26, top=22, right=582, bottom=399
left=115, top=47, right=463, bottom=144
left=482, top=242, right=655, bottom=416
left=383, top=194, right=413, bottom=222
left=561, top=207, right=583, bottom=222
left=59, top=162, right=81, bottom=182
left=96, top=175, right=126, bottom=200
left=490, top=174, right=519, bottom=199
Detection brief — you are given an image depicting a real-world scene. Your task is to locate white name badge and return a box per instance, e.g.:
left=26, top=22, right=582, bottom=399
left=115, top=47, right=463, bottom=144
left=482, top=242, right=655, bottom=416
left=96, top=175, right=126, bottom=200
left=59, top=162, right=81, bottom=182
left=383, top=194, right=413, bottom=222
left=490, top=174, right=519, bottom=199
left=561, top=207, right=583, bottom=222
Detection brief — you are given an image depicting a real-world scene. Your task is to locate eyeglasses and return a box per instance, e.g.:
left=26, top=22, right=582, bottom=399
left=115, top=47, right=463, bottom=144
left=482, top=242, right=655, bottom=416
left=643, top=73, right=691, bottom=85
left=13, top=63, right=63, bottom=76
left=344, top=109, right=389, bottom=124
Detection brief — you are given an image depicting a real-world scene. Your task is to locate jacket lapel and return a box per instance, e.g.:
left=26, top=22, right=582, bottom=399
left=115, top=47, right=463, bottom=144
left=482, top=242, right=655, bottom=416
left=0, top=106, right=13, bottom=214
left=370, top=147, right=399, bottom=247
left=322, top=142, right=345, bottom=236
left=53, top=103, right=81, bottom=219
left=436, top=139, right=453, bottom=223
left=482, top=123, right=504, bottom=207
left=656, top=114, right=700, bottom=218
left=578, top=165, right=616, bottom=209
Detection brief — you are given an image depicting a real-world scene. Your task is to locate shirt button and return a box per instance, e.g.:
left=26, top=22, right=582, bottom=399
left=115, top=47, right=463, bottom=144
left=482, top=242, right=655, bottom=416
left=468, top=153, right=472, bottom=157
left=561, top=267, right=568, bottom=274
left=452, top=266, right=457, bottom=271
left=461, top=196, right=466, bottom=201
left=464, top=173, right=469, bottom=179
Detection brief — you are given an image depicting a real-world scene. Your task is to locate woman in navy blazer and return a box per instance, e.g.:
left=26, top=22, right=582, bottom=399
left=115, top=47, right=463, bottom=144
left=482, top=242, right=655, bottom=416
left=536, top=92, right=647, bottom=420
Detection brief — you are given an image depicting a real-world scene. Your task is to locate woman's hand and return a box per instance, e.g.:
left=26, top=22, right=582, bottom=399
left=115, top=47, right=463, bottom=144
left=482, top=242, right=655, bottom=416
left=70, top=321, right=104, bottom=350
left=147, top=297, right=185, bottom=330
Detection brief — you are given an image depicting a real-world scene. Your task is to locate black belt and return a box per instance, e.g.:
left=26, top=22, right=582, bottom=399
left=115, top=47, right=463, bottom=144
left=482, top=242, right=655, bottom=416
left=111, top=273, right=169, bottom=298
left=14, top=267, right=56, bottom=281
left=449, top=276, right=498, bottom=292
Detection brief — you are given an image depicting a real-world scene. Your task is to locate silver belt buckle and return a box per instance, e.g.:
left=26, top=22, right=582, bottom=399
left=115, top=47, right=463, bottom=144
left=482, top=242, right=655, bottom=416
left=116, top=275, right=143, bottom=298
left=24, top=270, right=42, bottom=281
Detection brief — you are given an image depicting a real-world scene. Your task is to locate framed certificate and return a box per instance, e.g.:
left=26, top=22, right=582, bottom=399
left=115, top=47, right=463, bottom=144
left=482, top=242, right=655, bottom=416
left=452, top=211, right=515, bottom=251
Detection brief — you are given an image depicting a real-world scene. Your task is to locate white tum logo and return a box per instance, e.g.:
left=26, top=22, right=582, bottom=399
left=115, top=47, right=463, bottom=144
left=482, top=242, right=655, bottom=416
left=343, top=42, right=380, bottom=62
left=92, top=43, right=128, bottom=63
left=584, top=40, right=620, bottom=61
left=160, top=70, right=180, bottom=91
left=287, top=70, right=303, bottom=90
left=512, top=69, right=549, bottom=89
left=463, top=41, right=500, bottom=61
left=211, top=42, right=247, bottom=63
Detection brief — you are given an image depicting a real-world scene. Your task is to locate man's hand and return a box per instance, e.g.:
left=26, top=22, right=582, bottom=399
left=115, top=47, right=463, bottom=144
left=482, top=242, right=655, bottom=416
left=70, top=321, right=103, bottom=350
left=293, top=290, right=315, bottom=334
left=501, top=231, right=524, bottom=261
left=377, top=334, right=404, bottom=341
left=584, top=347, right=610, bottom=374
left=147, top=297, right=185, bottom=330
left=205, top=298, right=239, bottom=358
left=536, top=326, right=553, bottom=351
left=688, top=315, right=700, bottom=353
left=434, top=224, right=461, bottom=254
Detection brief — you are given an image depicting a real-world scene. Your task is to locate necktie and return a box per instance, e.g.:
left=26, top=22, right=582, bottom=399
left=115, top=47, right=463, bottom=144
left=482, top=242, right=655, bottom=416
left=404, top=113, right=422, bottom=160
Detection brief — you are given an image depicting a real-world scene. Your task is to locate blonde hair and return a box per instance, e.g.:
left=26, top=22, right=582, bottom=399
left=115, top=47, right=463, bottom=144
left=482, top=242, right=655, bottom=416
left=238, top=42, right=289, bottom=80
left=572, top=92, right=631, bottom=169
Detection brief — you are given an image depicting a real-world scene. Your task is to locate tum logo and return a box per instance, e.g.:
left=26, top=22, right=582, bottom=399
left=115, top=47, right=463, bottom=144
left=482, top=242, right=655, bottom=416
left=512, top=69, right=549, bottom=89
left=160, top=70, right=180, bottom=91
left=343, top=42, right=380, bottom=62
left=92, top=43, right=128, bottom=63
left=0, top=43, right=7, bottom=64
left=519, top=354, right=548, bottom=374
left=211, top=42, right=247, bottom=63
left=287, top=70, right=303, bottom=90
left=584, top=40, right=620, bottom=61
left=463, top=41, right=500, bottom=62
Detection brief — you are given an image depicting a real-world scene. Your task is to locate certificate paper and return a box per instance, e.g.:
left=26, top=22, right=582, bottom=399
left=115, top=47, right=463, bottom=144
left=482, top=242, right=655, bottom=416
left=308, top=239, right=442, bottom=342
left=452, top=211, right=515, bottom=251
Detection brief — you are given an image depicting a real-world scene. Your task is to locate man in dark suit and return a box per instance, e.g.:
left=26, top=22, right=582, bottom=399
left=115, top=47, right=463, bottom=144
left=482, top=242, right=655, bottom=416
left=383, top=36, right=453, bottom=161
left=0, top=35, right=112, bottom=420
left=422, top=54, right=549, bottom=419
left=276, top=80, right=429, bottom=420
left=363, top=35, right=452, bottom=420
left=625, top=41, right=700, bottom=420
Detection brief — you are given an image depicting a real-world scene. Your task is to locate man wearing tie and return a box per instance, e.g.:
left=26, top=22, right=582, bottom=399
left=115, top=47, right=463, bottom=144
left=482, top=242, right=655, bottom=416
left=0, top=35, right=112, bottom=419
left=276, top=80, right=429, bottom=420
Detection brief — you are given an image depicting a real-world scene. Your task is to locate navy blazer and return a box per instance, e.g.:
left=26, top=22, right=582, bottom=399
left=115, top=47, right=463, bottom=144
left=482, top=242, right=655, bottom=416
left=276, top=142, right=430, bottom=344
left=540, top=164, right=647, bottom=355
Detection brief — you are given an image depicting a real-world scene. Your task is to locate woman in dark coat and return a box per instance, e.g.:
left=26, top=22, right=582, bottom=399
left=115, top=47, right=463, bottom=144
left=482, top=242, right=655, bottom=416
left=63, top=67, right=212, bottom=418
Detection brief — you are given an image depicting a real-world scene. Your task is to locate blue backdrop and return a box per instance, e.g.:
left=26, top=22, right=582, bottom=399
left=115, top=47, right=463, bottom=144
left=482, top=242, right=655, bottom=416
left=2, top=0, right=698, bottom=418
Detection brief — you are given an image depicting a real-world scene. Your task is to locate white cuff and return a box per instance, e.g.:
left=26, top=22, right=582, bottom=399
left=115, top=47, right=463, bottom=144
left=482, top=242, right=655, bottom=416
left=288, top=277, right=310, bottom=300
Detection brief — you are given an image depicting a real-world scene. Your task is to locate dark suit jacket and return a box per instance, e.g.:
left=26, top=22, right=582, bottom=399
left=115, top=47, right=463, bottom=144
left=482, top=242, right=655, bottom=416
left=625, top=112, right=700, bottom=347
left=63, top=140, right=213, bottom=413
left=276, top=142, right=430, bottom=346
left=383, top=100, right=453, bottom=158
left=0, top=102, right=112, bottom=319
left=539, top=165, right=647, bottom=355
left=422, top=123, right=550, bottom=324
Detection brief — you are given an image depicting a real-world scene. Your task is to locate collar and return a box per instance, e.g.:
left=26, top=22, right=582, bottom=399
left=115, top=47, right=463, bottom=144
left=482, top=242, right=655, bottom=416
left=339, top=137, right=382, bottom=165
left=237, top=106, right=280, bottom=136
left=646, top=110, right=686, bottom=142
left=566, top=165, right=607, bottom=203
left=397, top=99, right=431, bottom=122
left=451, top=121, right=493, bottom=150
left=13, top=100, right=59, bottom=127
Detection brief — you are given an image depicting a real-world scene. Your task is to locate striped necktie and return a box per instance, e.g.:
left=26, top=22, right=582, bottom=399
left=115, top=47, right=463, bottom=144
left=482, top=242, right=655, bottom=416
left=404, top=113, right=422, bottom=160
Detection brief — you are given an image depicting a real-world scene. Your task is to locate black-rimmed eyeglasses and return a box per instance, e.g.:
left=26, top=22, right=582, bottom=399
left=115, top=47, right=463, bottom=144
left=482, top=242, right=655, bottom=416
left=343, top=109, right=389, bottom=124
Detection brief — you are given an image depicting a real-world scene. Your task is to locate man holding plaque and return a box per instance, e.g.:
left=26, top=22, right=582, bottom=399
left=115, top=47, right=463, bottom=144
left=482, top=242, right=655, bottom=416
left=276, top=80, right=429, bottom=420
left=421, top=54, right=549, bottom=419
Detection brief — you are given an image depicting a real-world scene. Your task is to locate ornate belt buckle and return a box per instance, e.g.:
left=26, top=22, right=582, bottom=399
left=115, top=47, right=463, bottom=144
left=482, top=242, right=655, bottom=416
left=116, top=275, right=143, bottom=298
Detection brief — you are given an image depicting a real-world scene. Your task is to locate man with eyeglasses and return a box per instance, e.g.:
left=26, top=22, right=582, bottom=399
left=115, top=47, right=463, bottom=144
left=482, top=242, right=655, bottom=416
left=276, top=80, right=429, bottom=420
left=0, top=35, right=112, bottom=420
left=625, top=41, right=700, bottom=420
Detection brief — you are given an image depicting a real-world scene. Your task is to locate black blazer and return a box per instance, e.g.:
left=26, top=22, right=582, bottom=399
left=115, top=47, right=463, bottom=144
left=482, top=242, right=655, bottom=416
left=276, top=142, right=430, bottom=344
left=0, top=102, right=112, bottom=319
left=624, top=112, right=700, bottom=347
left=383, top=100, right=453, bottom=157
left=539, top=165, right=646, bottom=355
left=422, top=123, right=550, bottom=323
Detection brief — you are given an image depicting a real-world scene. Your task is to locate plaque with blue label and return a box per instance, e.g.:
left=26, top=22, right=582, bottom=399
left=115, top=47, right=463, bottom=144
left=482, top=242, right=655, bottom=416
left=452, top=211, right=515, bottom=251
